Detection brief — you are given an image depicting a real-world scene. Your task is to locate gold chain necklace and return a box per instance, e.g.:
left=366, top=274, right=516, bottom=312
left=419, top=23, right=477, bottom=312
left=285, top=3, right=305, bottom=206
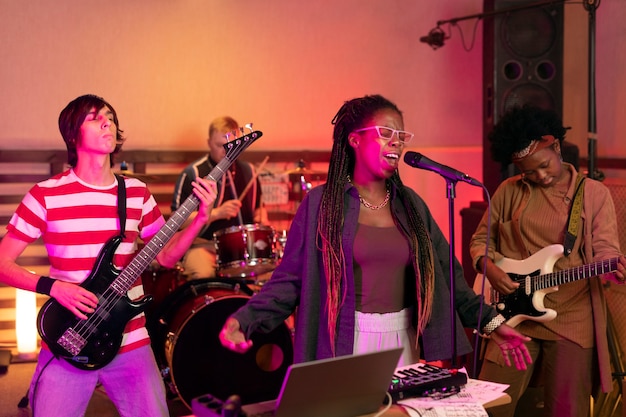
left=347, top=176, right=391, bottom=210
left=359, top=190, right=390, bottom=210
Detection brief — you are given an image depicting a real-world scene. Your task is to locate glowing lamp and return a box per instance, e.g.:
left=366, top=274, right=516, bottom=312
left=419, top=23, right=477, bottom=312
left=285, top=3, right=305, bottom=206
left=15, top=288, right=38, bottom=359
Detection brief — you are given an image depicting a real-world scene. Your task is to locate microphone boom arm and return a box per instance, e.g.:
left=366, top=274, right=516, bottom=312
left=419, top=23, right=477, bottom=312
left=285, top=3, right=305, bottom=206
left=434, top=0, right=567, bottom=27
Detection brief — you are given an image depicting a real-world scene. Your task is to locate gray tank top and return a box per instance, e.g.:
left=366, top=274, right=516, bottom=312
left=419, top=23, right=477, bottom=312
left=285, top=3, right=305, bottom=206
left=353, top=223, right=412, bottom=313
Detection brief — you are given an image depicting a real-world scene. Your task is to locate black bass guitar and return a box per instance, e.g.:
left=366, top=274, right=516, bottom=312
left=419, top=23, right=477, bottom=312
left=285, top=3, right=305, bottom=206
left=474, top=244, right=620, bottom=328
left=37, top=129, right=263, bottom=370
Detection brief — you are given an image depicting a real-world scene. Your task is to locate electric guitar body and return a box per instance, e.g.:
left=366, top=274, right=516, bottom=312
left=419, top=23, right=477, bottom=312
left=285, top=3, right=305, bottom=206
left=37, top=236, right=150, bottom=369
left=474, top=244, right=620, bottom=328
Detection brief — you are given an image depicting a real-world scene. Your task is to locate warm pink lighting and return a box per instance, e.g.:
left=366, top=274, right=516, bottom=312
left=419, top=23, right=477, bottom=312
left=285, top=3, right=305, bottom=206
left=15, top=288, right=38, bottom=359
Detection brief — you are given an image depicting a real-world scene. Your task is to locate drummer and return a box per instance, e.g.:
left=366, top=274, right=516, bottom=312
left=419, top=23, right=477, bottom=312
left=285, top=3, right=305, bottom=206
left=171, top=116, right=268, bottom=279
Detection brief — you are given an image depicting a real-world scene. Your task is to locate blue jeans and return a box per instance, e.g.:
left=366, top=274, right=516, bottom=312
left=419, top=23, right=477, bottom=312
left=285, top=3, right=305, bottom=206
left=29, top=345, right=168, bottom=417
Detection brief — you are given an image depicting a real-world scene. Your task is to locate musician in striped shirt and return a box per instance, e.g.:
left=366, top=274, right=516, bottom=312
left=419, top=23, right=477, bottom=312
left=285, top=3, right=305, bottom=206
left=0, top=94, right=217, bottom=417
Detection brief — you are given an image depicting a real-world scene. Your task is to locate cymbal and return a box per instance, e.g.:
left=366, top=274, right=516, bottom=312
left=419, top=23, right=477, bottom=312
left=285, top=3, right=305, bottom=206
left=282, top=167, right=327, bottom=176
left=117, top=170, right=160, bottom=182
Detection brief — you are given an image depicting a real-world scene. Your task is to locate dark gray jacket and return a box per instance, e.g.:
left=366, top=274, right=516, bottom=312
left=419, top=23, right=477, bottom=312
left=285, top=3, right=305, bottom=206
left=233, top=181, right=498, bottom=363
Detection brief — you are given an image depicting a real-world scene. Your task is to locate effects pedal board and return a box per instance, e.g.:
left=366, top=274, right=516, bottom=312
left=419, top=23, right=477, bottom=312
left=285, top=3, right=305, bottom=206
left=388, top=362, right=468, bottom=401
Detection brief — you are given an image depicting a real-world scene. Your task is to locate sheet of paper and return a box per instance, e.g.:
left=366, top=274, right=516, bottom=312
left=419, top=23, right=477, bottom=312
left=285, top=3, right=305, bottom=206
left=401, top=403, right=488, bottom=417
left=396, top=367, right=510, bottom=417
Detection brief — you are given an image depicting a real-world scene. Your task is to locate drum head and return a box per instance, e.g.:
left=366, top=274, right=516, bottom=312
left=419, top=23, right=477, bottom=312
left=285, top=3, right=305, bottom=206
left=152, top=279, right=293, bottom=409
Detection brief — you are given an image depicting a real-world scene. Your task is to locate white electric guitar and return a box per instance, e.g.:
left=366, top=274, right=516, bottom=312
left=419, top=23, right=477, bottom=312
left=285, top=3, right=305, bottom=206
left=473, top=244, right=620, bottom=328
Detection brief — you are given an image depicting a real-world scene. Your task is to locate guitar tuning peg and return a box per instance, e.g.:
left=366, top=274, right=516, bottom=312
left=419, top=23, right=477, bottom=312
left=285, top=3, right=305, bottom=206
left=225, top=131, right=232, bottom=142
left=245, top=123, right=254, bottom=132
left=239, top=127, right=245, bottom=135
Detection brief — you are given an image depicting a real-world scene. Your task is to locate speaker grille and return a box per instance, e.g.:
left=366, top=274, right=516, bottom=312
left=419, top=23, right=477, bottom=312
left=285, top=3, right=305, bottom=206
left=502, top=83, right=557, bottom=113
left=491, top=1, right=564, bottom=119
left=502, top=8, right=558, bottom=58
left=482, top=0, right=564, bottom=196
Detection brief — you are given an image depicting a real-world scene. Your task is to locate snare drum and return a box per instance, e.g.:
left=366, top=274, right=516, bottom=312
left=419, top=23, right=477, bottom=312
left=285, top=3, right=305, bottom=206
left=214, top=224, right=277, bottom=278
left=150, top=279, right=293, bottom=410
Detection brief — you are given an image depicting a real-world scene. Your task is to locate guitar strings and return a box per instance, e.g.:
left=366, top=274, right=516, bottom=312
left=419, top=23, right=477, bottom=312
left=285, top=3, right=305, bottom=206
left=71, top=239, right=163, bottom=341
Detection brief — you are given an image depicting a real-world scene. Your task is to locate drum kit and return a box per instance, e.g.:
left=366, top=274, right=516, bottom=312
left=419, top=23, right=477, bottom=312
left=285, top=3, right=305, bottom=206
left=143, top=224, right=291, bottom=410
left=143, top=228, right=291, bottom=410
left=142, top=161, right=326, bottom=411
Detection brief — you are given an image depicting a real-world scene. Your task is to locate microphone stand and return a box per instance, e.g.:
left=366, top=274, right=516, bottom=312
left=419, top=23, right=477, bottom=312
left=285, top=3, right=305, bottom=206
left=584, top=0, right=601, bottom=180
left=444, top=178, right=459, bottom=368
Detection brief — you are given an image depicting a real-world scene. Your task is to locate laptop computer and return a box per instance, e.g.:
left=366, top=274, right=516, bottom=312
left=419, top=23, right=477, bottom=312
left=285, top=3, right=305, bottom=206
left=239, top=347, right=403, bottom=417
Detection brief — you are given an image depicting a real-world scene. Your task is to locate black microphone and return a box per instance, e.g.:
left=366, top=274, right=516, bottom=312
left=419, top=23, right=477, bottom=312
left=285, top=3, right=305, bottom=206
left=404, top=151, right=482, bottom=186
left=419, top=27, right=446, bottom=49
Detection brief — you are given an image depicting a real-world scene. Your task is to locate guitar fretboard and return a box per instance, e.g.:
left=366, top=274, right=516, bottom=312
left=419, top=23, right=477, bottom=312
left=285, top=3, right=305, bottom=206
left=114, top=132, right=262, bottom=295
left=530, top=257, right=620, bottom=291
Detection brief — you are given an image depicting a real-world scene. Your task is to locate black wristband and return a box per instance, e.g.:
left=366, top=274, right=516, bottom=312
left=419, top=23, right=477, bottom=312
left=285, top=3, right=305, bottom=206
left=36, top=275, right=55, bottom=296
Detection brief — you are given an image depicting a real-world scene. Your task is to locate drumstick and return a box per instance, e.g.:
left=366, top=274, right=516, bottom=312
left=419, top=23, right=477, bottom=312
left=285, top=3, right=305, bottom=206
left=226, top=170, right=245, bottom=226
left=238, top=155, right=270, bottom=202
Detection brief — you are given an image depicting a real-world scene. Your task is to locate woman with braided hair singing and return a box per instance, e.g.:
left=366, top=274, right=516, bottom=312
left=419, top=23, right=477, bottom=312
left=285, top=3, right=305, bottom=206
left=220, top=94, right=531, bottom=370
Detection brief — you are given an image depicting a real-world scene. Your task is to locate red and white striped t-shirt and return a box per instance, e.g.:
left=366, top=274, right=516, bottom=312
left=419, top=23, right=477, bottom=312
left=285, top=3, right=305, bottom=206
left=8, top=169, right=166, bottom=353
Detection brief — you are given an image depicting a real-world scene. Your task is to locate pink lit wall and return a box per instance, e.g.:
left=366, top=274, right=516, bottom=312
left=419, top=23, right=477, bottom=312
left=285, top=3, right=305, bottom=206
left=1, top=1, right=624, bottom=259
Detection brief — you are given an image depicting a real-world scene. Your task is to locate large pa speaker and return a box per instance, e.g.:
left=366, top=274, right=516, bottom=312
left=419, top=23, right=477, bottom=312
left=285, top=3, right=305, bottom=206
left=482, top=0, right=564, bottom=196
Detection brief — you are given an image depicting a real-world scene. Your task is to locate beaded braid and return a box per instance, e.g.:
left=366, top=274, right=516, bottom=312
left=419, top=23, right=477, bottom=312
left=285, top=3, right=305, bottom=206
left=317, top=101, right=353, bottom=352
left=390, top=172, right=435, bottom=333
left=319, top=95, right=435, bottom=355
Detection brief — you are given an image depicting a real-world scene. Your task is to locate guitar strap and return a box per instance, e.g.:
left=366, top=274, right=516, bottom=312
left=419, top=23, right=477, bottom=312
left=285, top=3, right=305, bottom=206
left=115, top=174, right=127, bottom=238
left=563, top=175, right=585, bottom=256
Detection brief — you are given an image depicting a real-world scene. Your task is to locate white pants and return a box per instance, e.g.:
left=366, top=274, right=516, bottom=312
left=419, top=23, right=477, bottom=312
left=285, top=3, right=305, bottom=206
left=353, top=308, right=419, bottom=367
left=30, top=345, right=168, bottom=417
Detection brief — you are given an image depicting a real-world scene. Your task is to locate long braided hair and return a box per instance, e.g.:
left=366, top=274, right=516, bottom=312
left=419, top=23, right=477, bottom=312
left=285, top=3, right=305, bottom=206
left=319, top=94, right=435, bottom=353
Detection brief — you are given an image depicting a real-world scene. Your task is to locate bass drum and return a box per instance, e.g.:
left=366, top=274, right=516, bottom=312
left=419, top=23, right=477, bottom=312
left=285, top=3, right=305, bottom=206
left=149, top=279, right=293, bottom=410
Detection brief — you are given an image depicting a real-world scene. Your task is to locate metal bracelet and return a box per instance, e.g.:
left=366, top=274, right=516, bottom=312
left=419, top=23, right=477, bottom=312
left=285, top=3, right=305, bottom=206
left=482, top=314, right=506, bottom=336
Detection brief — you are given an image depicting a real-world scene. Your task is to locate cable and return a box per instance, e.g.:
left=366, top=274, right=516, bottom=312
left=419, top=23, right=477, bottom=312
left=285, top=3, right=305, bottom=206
left=29, top=353, right=55, bottom=417
left=395, top=402, right=428, bottom=417
left=372, top=392, right=393, bottom=417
